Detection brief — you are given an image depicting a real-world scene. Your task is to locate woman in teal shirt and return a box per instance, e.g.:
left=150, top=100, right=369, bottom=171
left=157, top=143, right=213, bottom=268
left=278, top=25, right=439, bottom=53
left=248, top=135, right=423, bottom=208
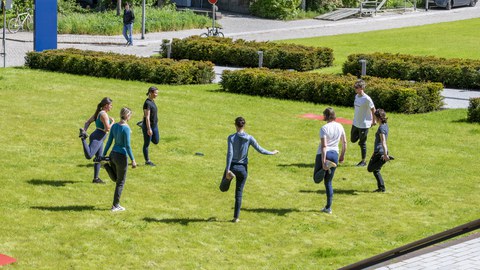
left=103, top=107, right=137, bottom=212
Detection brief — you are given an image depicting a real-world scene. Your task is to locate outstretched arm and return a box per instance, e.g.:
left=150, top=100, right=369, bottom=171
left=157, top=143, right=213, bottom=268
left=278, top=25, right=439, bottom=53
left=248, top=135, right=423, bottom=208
left=250, top=136, right=279, bottom=155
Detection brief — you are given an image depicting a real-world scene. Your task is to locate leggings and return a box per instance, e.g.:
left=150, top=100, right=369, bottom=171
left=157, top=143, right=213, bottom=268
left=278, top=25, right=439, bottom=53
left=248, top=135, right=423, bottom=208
left=367, top=152, right=387, bottom=190
left=142, top=124, right=160, bottom=162
left=110, top=151, right=128, bottom=206
left=81, top=129, right=106, bottom=179
left=313, top=151, right=339, bottom=210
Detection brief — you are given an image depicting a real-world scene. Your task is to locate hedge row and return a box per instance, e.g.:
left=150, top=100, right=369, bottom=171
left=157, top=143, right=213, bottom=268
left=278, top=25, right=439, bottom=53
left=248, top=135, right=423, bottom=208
left=160, top=36, right=334, bottom=71
left=468, top=98, right=480, bottom=123
left=342, top=53, right=480, bottom=90
left=25, top=48, right=215, bottom=85
left=220, top=68, right=444, bottom=113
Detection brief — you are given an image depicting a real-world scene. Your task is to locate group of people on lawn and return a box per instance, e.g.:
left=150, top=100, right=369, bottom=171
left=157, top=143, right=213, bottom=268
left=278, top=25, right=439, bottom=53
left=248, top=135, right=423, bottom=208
left=78, top=79, right=393, bottom=221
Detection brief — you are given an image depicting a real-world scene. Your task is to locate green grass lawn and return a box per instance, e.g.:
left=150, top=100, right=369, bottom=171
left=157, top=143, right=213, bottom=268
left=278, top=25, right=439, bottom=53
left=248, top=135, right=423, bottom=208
left=281, top=18, right=480, bottom=74
left=0, top=68, right=478, bottom=269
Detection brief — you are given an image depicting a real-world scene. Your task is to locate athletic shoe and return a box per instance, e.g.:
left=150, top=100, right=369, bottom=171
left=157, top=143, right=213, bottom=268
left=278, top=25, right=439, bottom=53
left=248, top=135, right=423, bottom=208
left=79, top=128, right=88, bottom=139
left=136, top=121, right=143, bottom=128
left=356, top=161, right=367, bottom=167
left=145, top=161, right=156, bottom=166
left=373, top=188, right=386, bottom=193
left=104, top=163, right=117, bottom=182
left=111, top=205, right=126, bottom=212
left=93, top=156, right=110, bottom=163
left=232, top=218, right=240, bottom=223
left=92, top=178, right=106, bottom=184
left=226, top=170, right=235, bottom=180
left=125, top=41, right=130, bottom=47
left=388, top=155, right=395, bottom=161
left=321, top=207, right=332, bottom=214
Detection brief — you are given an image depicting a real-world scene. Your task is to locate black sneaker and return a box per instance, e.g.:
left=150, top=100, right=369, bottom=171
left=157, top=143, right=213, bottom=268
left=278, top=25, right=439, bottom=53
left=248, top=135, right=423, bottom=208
left=388, top=155, right=395, bottom=161
left=356, top=161, right=367, bottom=167
left=92, top=178, right=106, bottom=184
left=136, top=121, right=143, bottom=128
left=373, top=188, right=386, bottom=193
left=145, top=161, right=156, bottom=166
left=79, top=128, right=88, bottom=139
left=93, top=156, right=110, bottom=163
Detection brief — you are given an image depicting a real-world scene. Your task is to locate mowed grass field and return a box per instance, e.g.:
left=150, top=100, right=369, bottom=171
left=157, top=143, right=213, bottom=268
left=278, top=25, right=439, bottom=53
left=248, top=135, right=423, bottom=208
left=282, top=18, right=480, bottom=74
left=1, top=16, right=480, bottom=270
left=0, top=67, right=478, bottom=269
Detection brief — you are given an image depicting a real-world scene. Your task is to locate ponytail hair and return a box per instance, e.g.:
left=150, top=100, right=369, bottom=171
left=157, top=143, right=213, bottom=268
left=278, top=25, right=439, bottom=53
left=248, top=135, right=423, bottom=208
left=94, top=97, right=113, bottom=119
left=120, top=107, right=132, bottom=120
left=323, top=107, right=336, bottom=122
left=146, top=86, right=158, bottom=96
left=374, top=108, right=388, bottom=124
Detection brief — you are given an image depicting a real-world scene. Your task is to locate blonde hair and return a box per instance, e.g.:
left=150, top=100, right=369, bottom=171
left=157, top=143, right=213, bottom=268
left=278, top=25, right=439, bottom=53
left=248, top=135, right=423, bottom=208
left=120, top=107, right=132, bottom=120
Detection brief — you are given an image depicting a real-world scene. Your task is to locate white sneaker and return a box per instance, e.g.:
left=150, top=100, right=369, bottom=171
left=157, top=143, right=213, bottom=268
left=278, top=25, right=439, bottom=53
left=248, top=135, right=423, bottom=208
left=321, top=207, right=332, bottom=214
left=226, top=170, right=235, bottom=180
left=324, top=160, right=337, bottom=169
left=111, top=205, right=126, bottom=212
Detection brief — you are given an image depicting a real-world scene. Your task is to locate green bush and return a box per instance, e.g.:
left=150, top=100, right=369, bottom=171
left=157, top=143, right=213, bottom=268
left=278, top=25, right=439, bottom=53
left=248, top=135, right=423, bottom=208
left=467, top=98, right=480, bottom=123
left=220, top=68, right=444, bottom=113
left=25, top=48, right=214, bottom=85
left=343, top=53, right=480, bottom=90
left=160, top=36, right=334, bottom=71
left=250, top=0, right=302, bottom=19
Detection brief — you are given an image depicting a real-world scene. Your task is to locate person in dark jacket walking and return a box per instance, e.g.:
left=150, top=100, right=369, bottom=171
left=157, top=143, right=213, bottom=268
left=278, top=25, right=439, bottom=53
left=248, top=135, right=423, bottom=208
left=220, top=117, right=279, bottom=223
left=122, top=2, right=135, bottom=46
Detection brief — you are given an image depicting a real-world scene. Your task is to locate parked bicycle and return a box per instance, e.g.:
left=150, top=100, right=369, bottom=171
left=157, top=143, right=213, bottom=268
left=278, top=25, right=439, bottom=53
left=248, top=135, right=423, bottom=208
left=200, top=27, right=224, bottom=38
left=8, top=8, right=33, bottom=34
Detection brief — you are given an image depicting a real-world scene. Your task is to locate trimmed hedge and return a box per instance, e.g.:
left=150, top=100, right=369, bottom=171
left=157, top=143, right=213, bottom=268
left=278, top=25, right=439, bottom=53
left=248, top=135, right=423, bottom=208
left=160, top=36, right=334, bottom=71
left=25, top=48, right=215, bottom=85
left=343, top=53, right=480, bottom=90
left=221, top=68, right=444, bottom=113
left=467, top=98, right=480, bottom=123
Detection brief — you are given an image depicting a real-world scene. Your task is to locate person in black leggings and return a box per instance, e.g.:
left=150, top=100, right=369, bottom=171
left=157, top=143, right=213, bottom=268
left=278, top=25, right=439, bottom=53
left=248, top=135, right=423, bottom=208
left=103, top=107, right=137, bottom=211
left=142, top=86, right=159, bottom=166
left=79, top=97, right=114, bottom=184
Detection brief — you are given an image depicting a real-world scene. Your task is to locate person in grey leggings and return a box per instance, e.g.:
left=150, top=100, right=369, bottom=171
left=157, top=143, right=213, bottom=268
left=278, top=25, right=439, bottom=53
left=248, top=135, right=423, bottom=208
left=103, top=107, right=137, bottom=212
left=79, top=97, right=114, bottom=184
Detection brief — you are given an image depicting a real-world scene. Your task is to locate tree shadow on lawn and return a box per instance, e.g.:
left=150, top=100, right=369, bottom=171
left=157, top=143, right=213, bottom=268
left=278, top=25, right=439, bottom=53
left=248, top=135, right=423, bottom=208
left=143, top=217, right=221, bottom=226
left=27, top=179, right=78, bottom=187
left=299, top=189, right=361, bottom=195
left=31, top=205, right=98, bottom=212
left=278, top=163, right=314, bottom=168
left=241, top=207, right=301, bottom=216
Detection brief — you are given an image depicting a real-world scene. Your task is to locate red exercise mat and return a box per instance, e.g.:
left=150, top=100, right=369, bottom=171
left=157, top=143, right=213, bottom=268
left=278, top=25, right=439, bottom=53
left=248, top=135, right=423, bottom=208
left=0, top=254, right=16, bottom=266
left=299, top=113, right=353, bottom=125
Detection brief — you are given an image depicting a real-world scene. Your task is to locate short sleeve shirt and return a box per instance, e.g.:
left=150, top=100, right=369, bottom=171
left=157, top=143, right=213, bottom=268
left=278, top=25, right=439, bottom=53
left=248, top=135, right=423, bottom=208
left=353, top=94, right=375, bottom=128
left=317, top=121, right=345, bottom=155
left=374, top=124, right=389, bottom=154
left=143, top=99, right=158, bottom=127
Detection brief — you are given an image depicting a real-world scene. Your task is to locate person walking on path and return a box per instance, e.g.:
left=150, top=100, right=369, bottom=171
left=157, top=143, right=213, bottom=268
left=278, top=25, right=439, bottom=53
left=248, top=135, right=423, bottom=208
left=313, top=107, right=347, bottom=214
left=103, top=107, right=137, bottom=212
left=351, top=79, right=376, bottom=167
left=79, top=97, right=115, bottom=184
left=122, top=2, right=135, bottom=46
left=220, top=117, right=279, bottom=223
left=367, top=109, right=393, bottom=193
left=142, top=86, right=159, bottom=166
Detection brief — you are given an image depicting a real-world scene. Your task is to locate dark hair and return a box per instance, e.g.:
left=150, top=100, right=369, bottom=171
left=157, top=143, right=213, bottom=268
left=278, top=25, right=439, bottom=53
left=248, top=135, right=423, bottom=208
left=235, top=117, right=246, bottom=128
left=94, top=97, right=112, bottom=119
left=354, top=79, right=366, bottom=89
left=146, top=86, right=158, bottom=96
left=323, top=107, right=336, bottom=121
left=375, top=108, right=388, bottom=124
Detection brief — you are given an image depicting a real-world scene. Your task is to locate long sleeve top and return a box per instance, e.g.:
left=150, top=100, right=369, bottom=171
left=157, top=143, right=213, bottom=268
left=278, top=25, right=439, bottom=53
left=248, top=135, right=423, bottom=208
left=225, top=132, right=274, bottom=171
left=103, top=123, right=134, bottom=161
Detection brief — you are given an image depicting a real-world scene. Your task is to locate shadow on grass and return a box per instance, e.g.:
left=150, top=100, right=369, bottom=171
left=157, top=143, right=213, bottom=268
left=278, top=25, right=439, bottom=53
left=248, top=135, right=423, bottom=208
left=27, top=179, right=78, bottom=186
left=77, top=164, right=94, bottom=168
left=143, top=217, right=220, bottom=225
left=452, top=118, right=468, bottom=123
left=278, top=163, right=314, bottom=168
left=242, top=207, right=301, bottom=216
left=31, top=205, right=97, bottom=211
left=299, top=189, right=360, bottom=195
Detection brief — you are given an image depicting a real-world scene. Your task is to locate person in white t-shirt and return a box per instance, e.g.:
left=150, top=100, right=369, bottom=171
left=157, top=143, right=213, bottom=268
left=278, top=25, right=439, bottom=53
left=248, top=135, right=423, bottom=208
left=351, top=79, right=376, bottom=167
left=313, top=107, right=347, bottom=214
